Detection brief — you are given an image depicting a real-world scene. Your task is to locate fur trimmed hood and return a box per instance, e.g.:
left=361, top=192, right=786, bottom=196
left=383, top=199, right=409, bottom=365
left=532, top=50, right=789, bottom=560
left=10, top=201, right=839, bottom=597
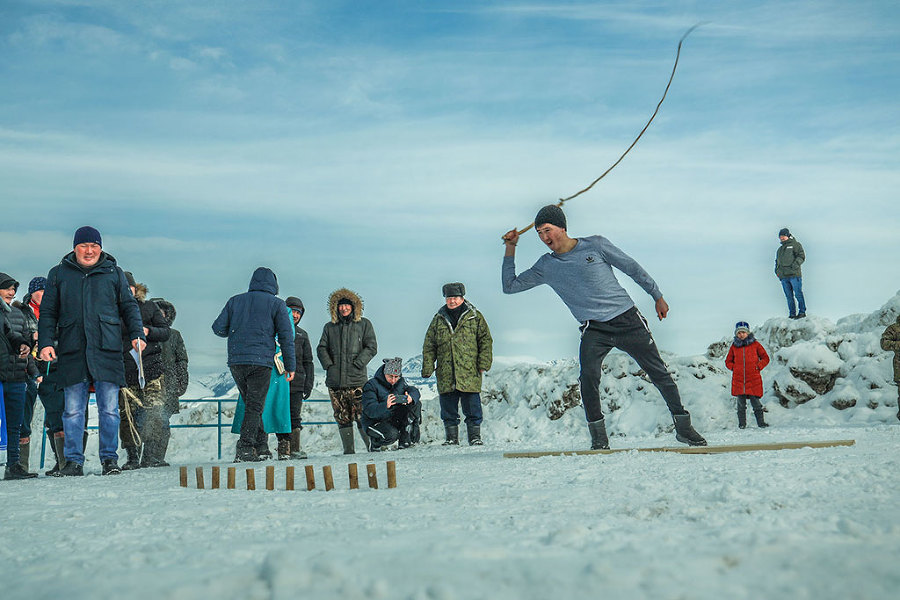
left=133, top=282, right=149, bottom=302
left=327, top=287, right=364, bottom=323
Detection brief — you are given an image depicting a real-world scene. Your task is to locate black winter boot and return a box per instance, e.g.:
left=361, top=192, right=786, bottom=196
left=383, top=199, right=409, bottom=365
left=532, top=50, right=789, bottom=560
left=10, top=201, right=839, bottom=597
left=588, top=418, right=610, bottom=450
left=737, top=408, right=747, bottom=429
left=122, top=446, right=141, bottom=471
left=442, top=424, right=459, bottom=446
left=673, top=413, right=707, bottom=446
left=101, top=459, right=121, bottom=475
left=467, top=423, right=483, bottom=446
left=338, top=426, right=355, bottom=455
left=4, top=463, right=38, bottom=480
left=57, top=461, right=84, bottom=477
left=753, top=409, right=769, bottom=428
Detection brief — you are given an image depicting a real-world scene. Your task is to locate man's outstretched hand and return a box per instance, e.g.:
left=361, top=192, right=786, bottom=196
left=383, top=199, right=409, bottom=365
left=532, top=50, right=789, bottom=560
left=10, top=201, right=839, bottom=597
left=655, top=297, right=669, bottom=321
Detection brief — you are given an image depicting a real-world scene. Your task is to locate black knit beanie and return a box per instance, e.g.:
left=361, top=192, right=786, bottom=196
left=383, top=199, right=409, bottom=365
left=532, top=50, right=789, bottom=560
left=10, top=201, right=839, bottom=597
left=535, top=204, right=566, bottom=230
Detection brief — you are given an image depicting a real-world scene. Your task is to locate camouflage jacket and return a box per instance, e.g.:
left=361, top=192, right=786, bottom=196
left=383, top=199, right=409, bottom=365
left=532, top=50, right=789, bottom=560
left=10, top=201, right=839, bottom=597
left=880, top=316, right=900, bottom=382
left=422, top=301, right=493, bottom=394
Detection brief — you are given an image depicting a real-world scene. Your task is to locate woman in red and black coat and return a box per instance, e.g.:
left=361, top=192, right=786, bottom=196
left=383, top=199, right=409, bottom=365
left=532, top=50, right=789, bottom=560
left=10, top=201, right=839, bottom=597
left=725, top=321, right=770, bottom=428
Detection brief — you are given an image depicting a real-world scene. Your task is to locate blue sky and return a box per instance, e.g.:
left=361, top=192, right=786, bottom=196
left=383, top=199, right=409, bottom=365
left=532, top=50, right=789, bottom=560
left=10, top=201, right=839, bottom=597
left=2, top=0, right=898, bottom=376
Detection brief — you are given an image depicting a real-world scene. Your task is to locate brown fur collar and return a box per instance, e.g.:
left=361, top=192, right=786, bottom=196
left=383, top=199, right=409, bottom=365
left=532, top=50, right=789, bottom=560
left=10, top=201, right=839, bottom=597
left=327, top=287, right=363, bottom=323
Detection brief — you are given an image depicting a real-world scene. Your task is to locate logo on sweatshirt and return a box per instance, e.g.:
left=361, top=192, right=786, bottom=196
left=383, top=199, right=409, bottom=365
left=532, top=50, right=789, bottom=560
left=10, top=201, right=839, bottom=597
left=586, top=256, right=595, bottom=263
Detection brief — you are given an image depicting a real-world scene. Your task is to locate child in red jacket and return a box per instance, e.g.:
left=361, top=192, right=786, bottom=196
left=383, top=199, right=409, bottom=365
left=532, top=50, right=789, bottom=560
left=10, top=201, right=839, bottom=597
left=725, top=321, right=770, bottom=428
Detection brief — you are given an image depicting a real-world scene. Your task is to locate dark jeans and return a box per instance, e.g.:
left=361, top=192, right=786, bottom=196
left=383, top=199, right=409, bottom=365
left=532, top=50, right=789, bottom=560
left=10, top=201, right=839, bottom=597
left=439, top=391, right=482, bottom=426
left=366, top=402, right=421, bottom=449
left=230, top=365, right=272, bottom=452
left=1, top=381, right=27, bottom=466
left=780, top=276, right=806, bottom=317
left=20, top=378, right=39, bottom=439
left=736, top=395, right=764, bottom=413
left=579, top=306, right=686, bottom=422
left=23, top=377, right=65, bottom=437
left=276, top=390, right=304, bottom=442
left=37, top=377, right=65, bottom=435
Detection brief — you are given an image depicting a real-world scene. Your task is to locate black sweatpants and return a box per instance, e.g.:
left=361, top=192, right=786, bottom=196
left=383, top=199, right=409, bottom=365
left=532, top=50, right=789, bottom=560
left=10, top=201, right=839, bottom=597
left=578, top=306, right=686, bottom=422
left=230, top=365, right=272, bottom=452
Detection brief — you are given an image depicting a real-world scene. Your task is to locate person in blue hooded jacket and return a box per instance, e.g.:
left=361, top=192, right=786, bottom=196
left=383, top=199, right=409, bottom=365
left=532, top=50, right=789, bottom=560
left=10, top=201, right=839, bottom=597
left=212, top=267, right=295, bottom=462
left=361, top=357, right=421, bottom=451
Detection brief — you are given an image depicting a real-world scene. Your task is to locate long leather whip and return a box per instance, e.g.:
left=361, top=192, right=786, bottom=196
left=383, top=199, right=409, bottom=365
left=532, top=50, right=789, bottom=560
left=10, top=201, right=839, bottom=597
left=504, top=23, right=704, bottom=240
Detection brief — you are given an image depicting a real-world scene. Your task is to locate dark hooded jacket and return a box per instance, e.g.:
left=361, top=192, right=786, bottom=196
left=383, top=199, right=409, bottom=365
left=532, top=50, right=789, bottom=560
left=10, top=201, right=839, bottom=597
left=316, top=288, right=377, bottom=388
left=151, top=297, right=189, bottom=413
left=122, top=283, right=170, bottom=388
left=37, top=252, right=145, bottom=387
left=360, top=364, right=421, bottom=432
left=212, top=267, right=296, bottom=372
left=285, top=297, right=315, bottom=398
left=1, top=279, right=36, bottom=383
left=775, top=237, right=805, bottom=279
left=1, top=307, right=31, bottom=382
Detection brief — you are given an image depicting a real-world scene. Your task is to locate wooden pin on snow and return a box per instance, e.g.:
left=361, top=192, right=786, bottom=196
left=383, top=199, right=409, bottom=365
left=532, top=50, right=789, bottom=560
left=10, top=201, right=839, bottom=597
left=305, top=465, right=315, bottom=490
left=348, top=463, right=359, bottom=489
left=179, top=466, right=188, bottom=488
left=227, top=467, right=236, bottom=489
left=366, top=463, right=378, bottom=489
left=212, top=466, right=221, bottom=489
left=195, top=467, right=205, bottom=490
left=286, top=466, right=295, bottom=491
left=323, top=465, right=334, bottom=491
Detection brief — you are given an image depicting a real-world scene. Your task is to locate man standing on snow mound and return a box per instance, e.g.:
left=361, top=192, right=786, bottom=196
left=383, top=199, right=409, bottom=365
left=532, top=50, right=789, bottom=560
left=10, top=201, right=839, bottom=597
left=316, top=288, right=377, bottom=454
left=212, top=267, right=296, bottom=462
left=775, top=227, right=806, bottom=319
left=502, top=205, right=707, bottom=449
left=38, top=226, right=147, bottom=476
left=880, top=314, right=900, bottom=421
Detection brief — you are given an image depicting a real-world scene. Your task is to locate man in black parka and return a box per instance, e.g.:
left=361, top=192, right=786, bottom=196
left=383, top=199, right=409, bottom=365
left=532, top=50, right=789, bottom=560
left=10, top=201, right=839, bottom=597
left=38, top=227, right=145, bottom=476
left=212, top=267, right=295, bottom=462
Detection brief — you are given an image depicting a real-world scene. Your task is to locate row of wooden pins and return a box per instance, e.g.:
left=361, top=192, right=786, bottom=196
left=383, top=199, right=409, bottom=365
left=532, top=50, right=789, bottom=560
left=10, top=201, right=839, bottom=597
left=179, top=462, right=397, bottom=491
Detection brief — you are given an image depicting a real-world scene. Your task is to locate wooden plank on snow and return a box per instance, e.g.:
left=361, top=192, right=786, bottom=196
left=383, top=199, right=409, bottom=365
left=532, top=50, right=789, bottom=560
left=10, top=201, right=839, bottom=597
left=503, top=439, right=855, bottom=458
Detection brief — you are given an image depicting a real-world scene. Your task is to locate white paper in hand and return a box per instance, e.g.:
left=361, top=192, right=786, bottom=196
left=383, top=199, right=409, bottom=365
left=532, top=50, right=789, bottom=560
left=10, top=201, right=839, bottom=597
left=130, top=348, right=146, bottom=388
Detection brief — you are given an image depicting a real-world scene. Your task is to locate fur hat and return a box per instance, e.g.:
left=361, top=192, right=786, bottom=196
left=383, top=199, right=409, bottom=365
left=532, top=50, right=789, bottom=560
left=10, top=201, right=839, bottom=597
left=327, top=288, right=364, bottom=323
left=442, top=282, right=466, bottom=298
left=735, top=321, right=751, bottom=335
left=383, top=357, right=403, bottom=377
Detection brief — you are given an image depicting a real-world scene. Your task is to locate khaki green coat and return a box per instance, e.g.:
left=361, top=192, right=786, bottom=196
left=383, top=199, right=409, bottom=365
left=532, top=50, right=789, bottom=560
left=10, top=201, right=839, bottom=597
left=422, top=302, right=492, bottom=394
left=880, top=316, right=900, bottom=382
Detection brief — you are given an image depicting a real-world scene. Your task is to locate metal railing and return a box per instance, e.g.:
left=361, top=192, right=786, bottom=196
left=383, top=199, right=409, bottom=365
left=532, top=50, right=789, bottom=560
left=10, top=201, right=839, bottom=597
left=39, top=397, right=336, bottom=467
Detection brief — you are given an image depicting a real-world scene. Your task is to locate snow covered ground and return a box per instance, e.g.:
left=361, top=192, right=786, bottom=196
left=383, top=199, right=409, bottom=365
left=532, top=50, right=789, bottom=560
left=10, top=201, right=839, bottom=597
left=3, top=293, right=899, bottom=599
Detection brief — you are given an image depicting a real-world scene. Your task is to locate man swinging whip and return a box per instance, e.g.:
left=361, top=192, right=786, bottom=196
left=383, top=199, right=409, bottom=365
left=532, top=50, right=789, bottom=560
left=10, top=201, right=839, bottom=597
left=502, top=204, right=706, bottom=449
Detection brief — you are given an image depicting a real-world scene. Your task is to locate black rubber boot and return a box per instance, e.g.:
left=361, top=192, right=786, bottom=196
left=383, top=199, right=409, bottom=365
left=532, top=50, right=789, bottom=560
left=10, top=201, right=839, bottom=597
left=18, top=439, right=30, bottom=472
left=46, top=434, right=67, bottom=476
left=442, top=424, right=459, bottom=446
left=122, top=446, right=141, bottom=471
left=588, top=418, right=610, bottom=450
left=737, top=408, right=747, bottom=429
left=673, top=413, right=707, bottom=446
left=289, top=428, right=307, bottom=459
left=754, top=409, right=769, bottom=428
left=467, top=424, right=483, bottom=446
left=339, top=426, right=355, bottom=455
left=4, top=463, right=38, bottom=480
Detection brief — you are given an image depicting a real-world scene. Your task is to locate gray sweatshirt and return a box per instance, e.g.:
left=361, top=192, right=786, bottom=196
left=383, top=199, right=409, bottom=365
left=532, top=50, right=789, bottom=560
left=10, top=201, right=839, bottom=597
left=502, top=235, right=662, bottom=323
